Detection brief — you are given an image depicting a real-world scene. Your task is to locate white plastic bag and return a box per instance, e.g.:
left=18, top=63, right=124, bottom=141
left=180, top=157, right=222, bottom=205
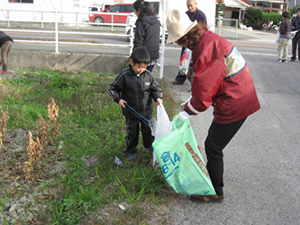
left=291, top=30, right=299, bottom=39
left=179, top=48, right=192, bottom=75
left=153, top=104, right=172, bottom=167
left=275, top=30, right=280, bottom=44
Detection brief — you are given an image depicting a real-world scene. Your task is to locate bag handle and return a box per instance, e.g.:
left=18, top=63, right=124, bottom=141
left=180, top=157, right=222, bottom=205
left=172, top=115, right=187, bottom=130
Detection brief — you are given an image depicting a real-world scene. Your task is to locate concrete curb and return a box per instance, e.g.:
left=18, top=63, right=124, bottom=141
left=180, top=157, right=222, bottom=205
left=10, top=50, right=129, bottom=74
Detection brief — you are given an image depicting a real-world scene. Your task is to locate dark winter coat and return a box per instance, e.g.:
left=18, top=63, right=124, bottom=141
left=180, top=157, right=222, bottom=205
left=291, top=16, right=300, bottom=31
left=279, top=18, right=292, bottom=38
left=134, top=15, right=160, bottom=61
left=186, top=8, right=207, bottom=24
left=109, top=67, right=162, bottom=119
left=291, top=16, right=300, bottom=38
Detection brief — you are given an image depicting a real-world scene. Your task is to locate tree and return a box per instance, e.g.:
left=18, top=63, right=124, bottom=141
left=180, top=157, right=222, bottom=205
left=289, top=4, right=300, bottom=16
left=216, top=0, right=226, bottom=17
left=244, top=7, right=263, bottom=29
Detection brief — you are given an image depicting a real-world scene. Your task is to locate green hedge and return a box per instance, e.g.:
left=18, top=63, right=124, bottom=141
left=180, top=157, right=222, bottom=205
left=262, top=12, right=282, bottom=25
left=244, top=8, right=263, bottom=30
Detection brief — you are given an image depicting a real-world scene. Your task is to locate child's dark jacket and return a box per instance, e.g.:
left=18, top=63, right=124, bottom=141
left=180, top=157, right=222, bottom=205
left=109, top=68, right=162, bottom=119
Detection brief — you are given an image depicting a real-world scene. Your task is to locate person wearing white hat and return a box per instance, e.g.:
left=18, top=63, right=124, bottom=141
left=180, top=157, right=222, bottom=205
left=167, top=9, right=260, bottom=202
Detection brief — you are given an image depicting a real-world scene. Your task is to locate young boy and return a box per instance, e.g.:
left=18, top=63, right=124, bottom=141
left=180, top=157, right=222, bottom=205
left=109, top=47, right=163, bottom=158
left=277, top=11, right=292, bottom=63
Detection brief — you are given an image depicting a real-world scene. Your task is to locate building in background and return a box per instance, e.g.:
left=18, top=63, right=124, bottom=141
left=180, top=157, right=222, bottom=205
left=244, top=0, right=284, bottom=13
left=289, top=0, right=300, bottom=9
left=0, top=0, right=98, bottom=22
left=217, top=0, right=250, bottom=21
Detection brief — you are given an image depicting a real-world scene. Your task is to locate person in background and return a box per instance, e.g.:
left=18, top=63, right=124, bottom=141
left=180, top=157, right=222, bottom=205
left=277, top=11, right=292, bottom=63
left=0, top=31, right=14, bottom=74
left=109, top=47, right=162, bottom=159
left=133, top=0, right=160, bottom=72
left=166, top=9, right=260, bottom=202
left=291, top=8, right=300, bottom=62
left=174, top=0, right=207, bottom=85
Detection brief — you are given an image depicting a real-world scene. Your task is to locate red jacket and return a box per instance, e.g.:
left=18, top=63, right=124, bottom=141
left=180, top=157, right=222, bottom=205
left=184, top=30, right=260, bottom=124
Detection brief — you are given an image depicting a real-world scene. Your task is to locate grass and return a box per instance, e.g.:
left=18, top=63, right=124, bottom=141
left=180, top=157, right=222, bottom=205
left=0, top=69, right=180, bottom=224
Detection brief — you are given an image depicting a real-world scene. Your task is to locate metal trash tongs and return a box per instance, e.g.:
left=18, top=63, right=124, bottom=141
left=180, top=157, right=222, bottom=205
left=125, top=104, right=156, bottom=136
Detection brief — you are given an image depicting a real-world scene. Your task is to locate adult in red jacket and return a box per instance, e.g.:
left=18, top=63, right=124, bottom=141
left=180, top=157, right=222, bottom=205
left=166, top=9, right=260, bottom=202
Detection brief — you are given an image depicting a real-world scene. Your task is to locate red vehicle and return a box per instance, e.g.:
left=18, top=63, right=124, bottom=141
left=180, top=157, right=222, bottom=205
left=89, top=3, right=133, bottom=24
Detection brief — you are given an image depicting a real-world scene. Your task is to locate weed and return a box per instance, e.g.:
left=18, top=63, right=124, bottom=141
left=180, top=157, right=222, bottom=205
left=0, top=106, right=9, bottom=148
left=47, top=98, right=60, bottom=145
left=115, top=167, right=153, bottom=203
left=0, top=69, right=179, bottom=224
left=1, top=197, right=9, bottom=225
left=38, top=114, right=49, bottom=147
left=23, top=131, right=42, bottom=179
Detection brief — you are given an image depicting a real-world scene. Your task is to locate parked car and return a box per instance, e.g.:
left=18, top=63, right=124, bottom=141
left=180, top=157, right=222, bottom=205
left=89, top=3, right=133, bottom=24
left=89, top=3, right=112, bottom=13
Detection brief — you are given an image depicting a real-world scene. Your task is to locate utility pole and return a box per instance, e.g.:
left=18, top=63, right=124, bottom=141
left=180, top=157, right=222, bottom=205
left=283, top=0, right=290, bottom=11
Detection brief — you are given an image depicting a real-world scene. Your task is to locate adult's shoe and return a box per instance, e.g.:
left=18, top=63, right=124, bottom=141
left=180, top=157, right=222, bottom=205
left=190, top=194, right=224, bottom=203
left=172, top=80, right=184, bottom=85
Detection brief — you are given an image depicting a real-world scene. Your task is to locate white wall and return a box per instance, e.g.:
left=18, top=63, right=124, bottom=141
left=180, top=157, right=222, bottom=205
left=0, top=0, right=98, bottom=22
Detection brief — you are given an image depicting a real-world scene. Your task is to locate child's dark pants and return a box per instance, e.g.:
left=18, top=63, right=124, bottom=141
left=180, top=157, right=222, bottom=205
left=205, top=117, right=247, bottom=195
left=125, top=116, right=154, bottom=155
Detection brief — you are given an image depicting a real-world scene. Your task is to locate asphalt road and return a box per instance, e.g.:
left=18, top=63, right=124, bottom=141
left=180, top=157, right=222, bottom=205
left=9, top=29, right=300, bottom=225
left=164, top=39, right=300, bottom=225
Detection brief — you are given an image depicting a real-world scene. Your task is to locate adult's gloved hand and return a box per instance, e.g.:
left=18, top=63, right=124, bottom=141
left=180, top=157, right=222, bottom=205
left=177, top=111, right=192, bottom=121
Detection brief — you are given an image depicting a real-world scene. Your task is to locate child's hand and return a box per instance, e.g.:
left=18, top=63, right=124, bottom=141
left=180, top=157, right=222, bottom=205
left=156, top=98, right=163, bottom=106
left=118, top=99, right=127, bottom=108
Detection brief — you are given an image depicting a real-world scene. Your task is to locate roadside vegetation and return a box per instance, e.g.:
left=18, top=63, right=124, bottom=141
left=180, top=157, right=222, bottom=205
left=0, top=69, right=180, bottom=224
left=244, top=5, right=300, bottom=30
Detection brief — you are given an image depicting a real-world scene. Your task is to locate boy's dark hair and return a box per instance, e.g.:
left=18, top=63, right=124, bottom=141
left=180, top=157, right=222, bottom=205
left=297, top=8, right=300, bottom=12
left=282, top=11, right=289, bottom=19
left=130, top=47, right=150, bottom=64
left=133, top=0, right=155, bottom=17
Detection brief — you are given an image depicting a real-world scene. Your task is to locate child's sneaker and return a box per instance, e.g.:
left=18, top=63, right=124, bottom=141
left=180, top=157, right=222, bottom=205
left=127, top=154, right=136, bottom=159
left=0, top=71, right=7, bottom=74
left=123, top=148, right=137, bottom=159
left=282, top=60, right=288, bottom=63
left=276, top=59, right=282, bottom=62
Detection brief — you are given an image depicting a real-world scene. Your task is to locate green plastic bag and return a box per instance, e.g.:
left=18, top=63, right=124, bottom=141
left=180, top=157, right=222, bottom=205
left=153, top=117, right=216, bottom=195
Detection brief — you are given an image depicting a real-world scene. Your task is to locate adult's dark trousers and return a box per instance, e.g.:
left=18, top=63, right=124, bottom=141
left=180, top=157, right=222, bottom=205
left=1, top=40, right=13, bottom=72
left=175, top=47, right=187, bottom=84
left=147, top=65, right=154, bottom=72
left=291, top=34, right=300, bottom=60
left=125, top=116, right=154, bottom=155
left=205, top=117, right=247, bottom=196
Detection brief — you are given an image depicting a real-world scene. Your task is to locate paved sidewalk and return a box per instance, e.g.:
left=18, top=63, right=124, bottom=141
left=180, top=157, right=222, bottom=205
left=229, top=27, right=277, bottom=43
left=160, top=28, right=296, bottom=225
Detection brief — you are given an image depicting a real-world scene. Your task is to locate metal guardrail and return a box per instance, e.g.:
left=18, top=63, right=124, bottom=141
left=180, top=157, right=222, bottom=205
left=0, top=8, right=133, bottom=54
left=0, top=8, right=167, bottom=79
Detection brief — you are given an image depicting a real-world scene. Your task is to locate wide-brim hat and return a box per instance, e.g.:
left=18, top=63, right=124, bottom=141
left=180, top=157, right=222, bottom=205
left=166, top=9, right=198, bottom=44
